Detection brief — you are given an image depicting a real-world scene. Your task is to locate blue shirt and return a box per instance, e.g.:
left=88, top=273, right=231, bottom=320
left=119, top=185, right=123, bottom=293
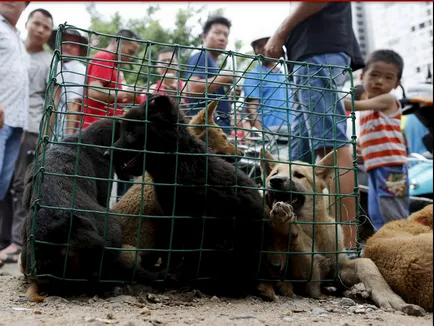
left=404, top=114, right=429, bottom=155
left=185, top=51, right=231, bottom=130
left=243, top=64, right=294, bottom=129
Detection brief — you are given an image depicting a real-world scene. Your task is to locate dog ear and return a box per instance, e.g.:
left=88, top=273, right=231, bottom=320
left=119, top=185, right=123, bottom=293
left=259, top=149, right=277, bottom=178
left=315, top=151, right=336, bottom=184
left=190, top=100, right=218, bottom=127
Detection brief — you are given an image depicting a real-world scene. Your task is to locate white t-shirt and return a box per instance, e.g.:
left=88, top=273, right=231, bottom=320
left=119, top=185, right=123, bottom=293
left=55, top=59, right=86, bottom=138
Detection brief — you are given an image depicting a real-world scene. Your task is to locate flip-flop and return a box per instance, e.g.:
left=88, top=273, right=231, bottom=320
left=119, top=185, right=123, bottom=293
left=0, top=250, right=21, bottom=264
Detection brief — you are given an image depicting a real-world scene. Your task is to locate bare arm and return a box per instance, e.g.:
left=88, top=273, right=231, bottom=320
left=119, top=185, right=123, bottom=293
left=87, top=80, right=134, bottom=103
left=0, top=103, right=4, bottom=129
left=186, top=74, right=233, bottom=97
left=246, top=98, right=263, bottom=130
left=344, top=94, right=398, bottom=113
left=265, top=2, right=328, bottom=58
left=64, top=101, right=81, bottom=135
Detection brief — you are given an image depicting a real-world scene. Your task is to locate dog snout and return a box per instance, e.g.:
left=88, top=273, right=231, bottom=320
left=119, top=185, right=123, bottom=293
left=268, top=261, right=282, bottom=274
left=237, top=148, right=244, bottom=157
left=269, top=175, right=287, bottom=188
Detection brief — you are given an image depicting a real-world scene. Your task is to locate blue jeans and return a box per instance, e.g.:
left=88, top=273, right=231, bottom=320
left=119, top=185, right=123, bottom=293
left=290, top=52, right=351, bottom=163
left=368, top=164, right=410, bottom=231
left=0, top=125, right=23, bottom=200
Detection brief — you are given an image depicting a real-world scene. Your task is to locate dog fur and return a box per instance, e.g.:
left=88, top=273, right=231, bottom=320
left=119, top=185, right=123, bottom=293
left=258, top=150, right=426, bottom=314
left=266, top=200, right=326, bottom=299
left=363, top=204, right=433, bottom=311
left=20, top=119, right=158, bottom=301
left=113, top=101, right=244, bottom=268
left=110, top=95, right=268, bottom=296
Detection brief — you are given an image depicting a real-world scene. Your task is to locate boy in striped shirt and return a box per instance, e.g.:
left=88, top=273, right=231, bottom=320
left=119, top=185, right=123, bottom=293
left=344, top=50, right=409, bottom=231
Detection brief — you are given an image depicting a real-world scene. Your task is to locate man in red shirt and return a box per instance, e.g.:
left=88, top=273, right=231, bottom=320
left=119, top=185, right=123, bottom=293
left=83, top=29, right=142, bottom=129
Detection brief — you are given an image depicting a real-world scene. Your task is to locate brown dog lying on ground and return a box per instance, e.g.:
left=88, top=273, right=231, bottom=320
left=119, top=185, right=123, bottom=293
left=363, top=204, right=433, bottom=312
left=112, top=101, right=243, bottom=269
left=258, top=150, right=426, bottom=314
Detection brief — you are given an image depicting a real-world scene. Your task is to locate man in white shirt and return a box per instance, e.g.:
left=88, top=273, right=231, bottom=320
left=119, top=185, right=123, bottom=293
left=48, top=28, right=87, bottom=138
left=0, top=2, right=30, bottom=260
left=1, top=5, right=53, bottom=266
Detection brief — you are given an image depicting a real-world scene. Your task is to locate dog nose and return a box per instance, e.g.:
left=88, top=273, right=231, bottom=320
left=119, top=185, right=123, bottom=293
left=238, top=149, right=244, bottom=157
left=268, top=261, right=282, bottom=273
left=269, top=176, right=285, bottom=188
left=103, top=150, right=111, bottom=158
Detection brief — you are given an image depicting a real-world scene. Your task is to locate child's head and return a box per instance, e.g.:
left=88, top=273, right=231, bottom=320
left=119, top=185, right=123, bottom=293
left=354, top=84, right=367, bottom=101
left=362, top=49, right=403, bottom=98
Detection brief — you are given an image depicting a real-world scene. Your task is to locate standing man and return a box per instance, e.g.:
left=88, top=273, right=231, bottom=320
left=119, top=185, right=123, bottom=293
left=0, top=1, right=30, bottom=259
left=264, top=2, right=364, bottom=250
left=83, top=29, right=141, bottom=129
left=243, top=36, right=294, bottom=132
left=48, top=28, right=88, bottom=138
left=185, top=16, right=235, bottom=134
left=1, top=3, right=44, bottom=265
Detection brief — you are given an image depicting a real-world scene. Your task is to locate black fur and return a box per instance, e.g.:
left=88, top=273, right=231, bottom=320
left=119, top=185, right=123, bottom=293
left=20, top=119, right=158, bottom=295
left=111, top=95, right=269, bottom=296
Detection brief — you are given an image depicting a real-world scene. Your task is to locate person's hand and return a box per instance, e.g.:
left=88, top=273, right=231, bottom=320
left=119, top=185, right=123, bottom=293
left=228, top=86, right=242, bottom=101
left=0, top=104, right=4, bottom=129
left=264, top=34, right=285, bottom=59
left=118, top=91, right=136, bottom=103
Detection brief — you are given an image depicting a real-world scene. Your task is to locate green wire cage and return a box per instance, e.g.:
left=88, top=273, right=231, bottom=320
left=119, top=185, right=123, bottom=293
left=23, top=24, right=359, bottom=291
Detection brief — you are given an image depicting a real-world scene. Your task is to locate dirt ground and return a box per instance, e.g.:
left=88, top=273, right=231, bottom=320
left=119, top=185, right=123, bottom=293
left=0, top=263, right=432, bottom=326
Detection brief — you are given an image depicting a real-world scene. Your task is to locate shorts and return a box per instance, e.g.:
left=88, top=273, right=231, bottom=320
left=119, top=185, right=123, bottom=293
left=290, top=52, right=351, bottom=162
left=367, top=164, right=410, bottom=231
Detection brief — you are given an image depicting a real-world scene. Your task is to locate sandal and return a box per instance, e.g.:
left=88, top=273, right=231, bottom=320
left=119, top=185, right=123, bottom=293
left=0, top=250, right=21, bottom=264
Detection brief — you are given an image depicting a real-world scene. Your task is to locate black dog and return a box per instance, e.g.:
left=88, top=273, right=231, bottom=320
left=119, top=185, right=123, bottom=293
left=110, top=95, right=269, bottom=296
left=20, top=118, right=158, bottom=296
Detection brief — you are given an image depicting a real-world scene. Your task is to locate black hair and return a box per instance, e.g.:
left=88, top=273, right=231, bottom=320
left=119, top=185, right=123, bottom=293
left=354, top=84, right=366, bottom=101
left=364, top=49, right=404, bottom=80
left=116, top=29, right=140, bottom=41
left=203, top=16, right=231, bottom=35
left=157, top=47, right=178, bottom=58
left=27, top=8, right=53, bottom=22
left=25, top=2, right=31, bottom=7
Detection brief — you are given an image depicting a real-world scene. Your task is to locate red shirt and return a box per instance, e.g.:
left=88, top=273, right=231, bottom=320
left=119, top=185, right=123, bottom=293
left=83, top=51, right=143, bottom=128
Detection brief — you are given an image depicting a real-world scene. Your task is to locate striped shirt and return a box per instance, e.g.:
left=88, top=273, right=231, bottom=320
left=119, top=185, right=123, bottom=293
left=359, top=100, right=407, bottom=171
left=0, top=14, right=30, bottom=129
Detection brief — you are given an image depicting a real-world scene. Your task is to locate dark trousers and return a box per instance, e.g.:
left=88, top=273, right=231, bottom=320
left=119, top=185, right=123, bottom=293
left=0, top=131, right=38, bottom=247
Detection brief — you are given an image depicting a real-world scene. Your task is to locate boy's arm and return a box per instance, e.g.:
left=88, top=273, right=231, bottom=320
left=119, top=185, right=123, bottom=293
left=344, top=94, right=398, bottom=113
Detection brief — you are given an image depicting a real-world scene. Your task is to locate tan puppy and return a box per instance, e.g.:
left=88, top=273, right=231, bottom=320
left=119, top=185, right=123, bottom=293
left=363, top=204, right=433, bottom=311
left=112, top=101, right=243, bottom=268
left=258, top=150, right=425, bottom=314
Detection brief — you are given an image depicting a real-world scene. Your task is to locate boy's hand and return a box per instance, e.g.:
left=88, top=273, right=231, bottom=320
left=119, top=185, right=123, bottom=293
left=0, top=104, right=4, bottom=129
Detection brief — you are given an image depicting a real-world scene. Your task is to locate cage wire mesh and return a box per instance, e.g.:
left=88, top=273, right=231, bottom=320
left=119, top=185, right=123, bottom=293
left=26, top=24, right=359, bottom=287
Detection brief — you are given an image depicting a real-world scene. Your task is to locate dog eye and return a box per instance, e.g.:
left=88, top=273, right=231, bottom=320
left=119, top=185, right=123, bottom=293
left=294, top=172, right=304, bottom=179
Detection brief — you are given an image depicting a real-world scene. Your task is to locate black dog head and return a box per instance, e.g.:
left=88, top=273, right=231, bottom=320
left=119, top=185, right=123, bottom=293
left=109, top=94, right=187, bottom=178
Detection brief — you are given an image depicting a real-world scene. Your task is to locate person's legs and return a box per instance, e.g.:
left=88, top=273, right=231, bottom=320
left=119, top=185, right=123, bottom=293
left=11, top=131, right=38, bottom=247
left=293, top=52, right=357, bottom=248
left=0, top=126, right=23, bottom=262
left=367, top=168, right=383, bottom=231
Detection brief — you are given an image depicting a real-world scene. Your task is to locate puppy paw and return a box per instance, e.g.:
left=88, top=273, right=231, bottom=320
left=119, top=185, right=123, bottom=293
left=276, top=281, right=294, bottom=298
left=257, top=282, right=277, bottom=301
left=270, top=201, right=296, bottom=225
left=401, top=304, right=426, bottom=317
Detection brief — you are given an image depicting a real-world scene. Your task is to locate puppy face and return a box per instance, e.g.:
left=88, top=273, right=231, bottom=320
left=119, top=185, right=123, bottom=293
left=111, top=95, right=183, bottom=177
left=188, top=101, right=244, bottom=161
left=260, top=150, right=336, bottom=217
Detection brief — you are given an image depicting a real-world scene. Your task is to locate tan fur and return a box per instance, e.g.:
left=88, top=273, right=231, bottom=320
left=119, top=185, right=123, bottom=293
left=26, top=282, right=45, bottom=303
left=266, top=201, right=325, bottom=299
left=113, top=101, right=243, bottom=266
left=363, top=204, right=433, bottom=311
left=257, top=150, right=426, bottom=314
